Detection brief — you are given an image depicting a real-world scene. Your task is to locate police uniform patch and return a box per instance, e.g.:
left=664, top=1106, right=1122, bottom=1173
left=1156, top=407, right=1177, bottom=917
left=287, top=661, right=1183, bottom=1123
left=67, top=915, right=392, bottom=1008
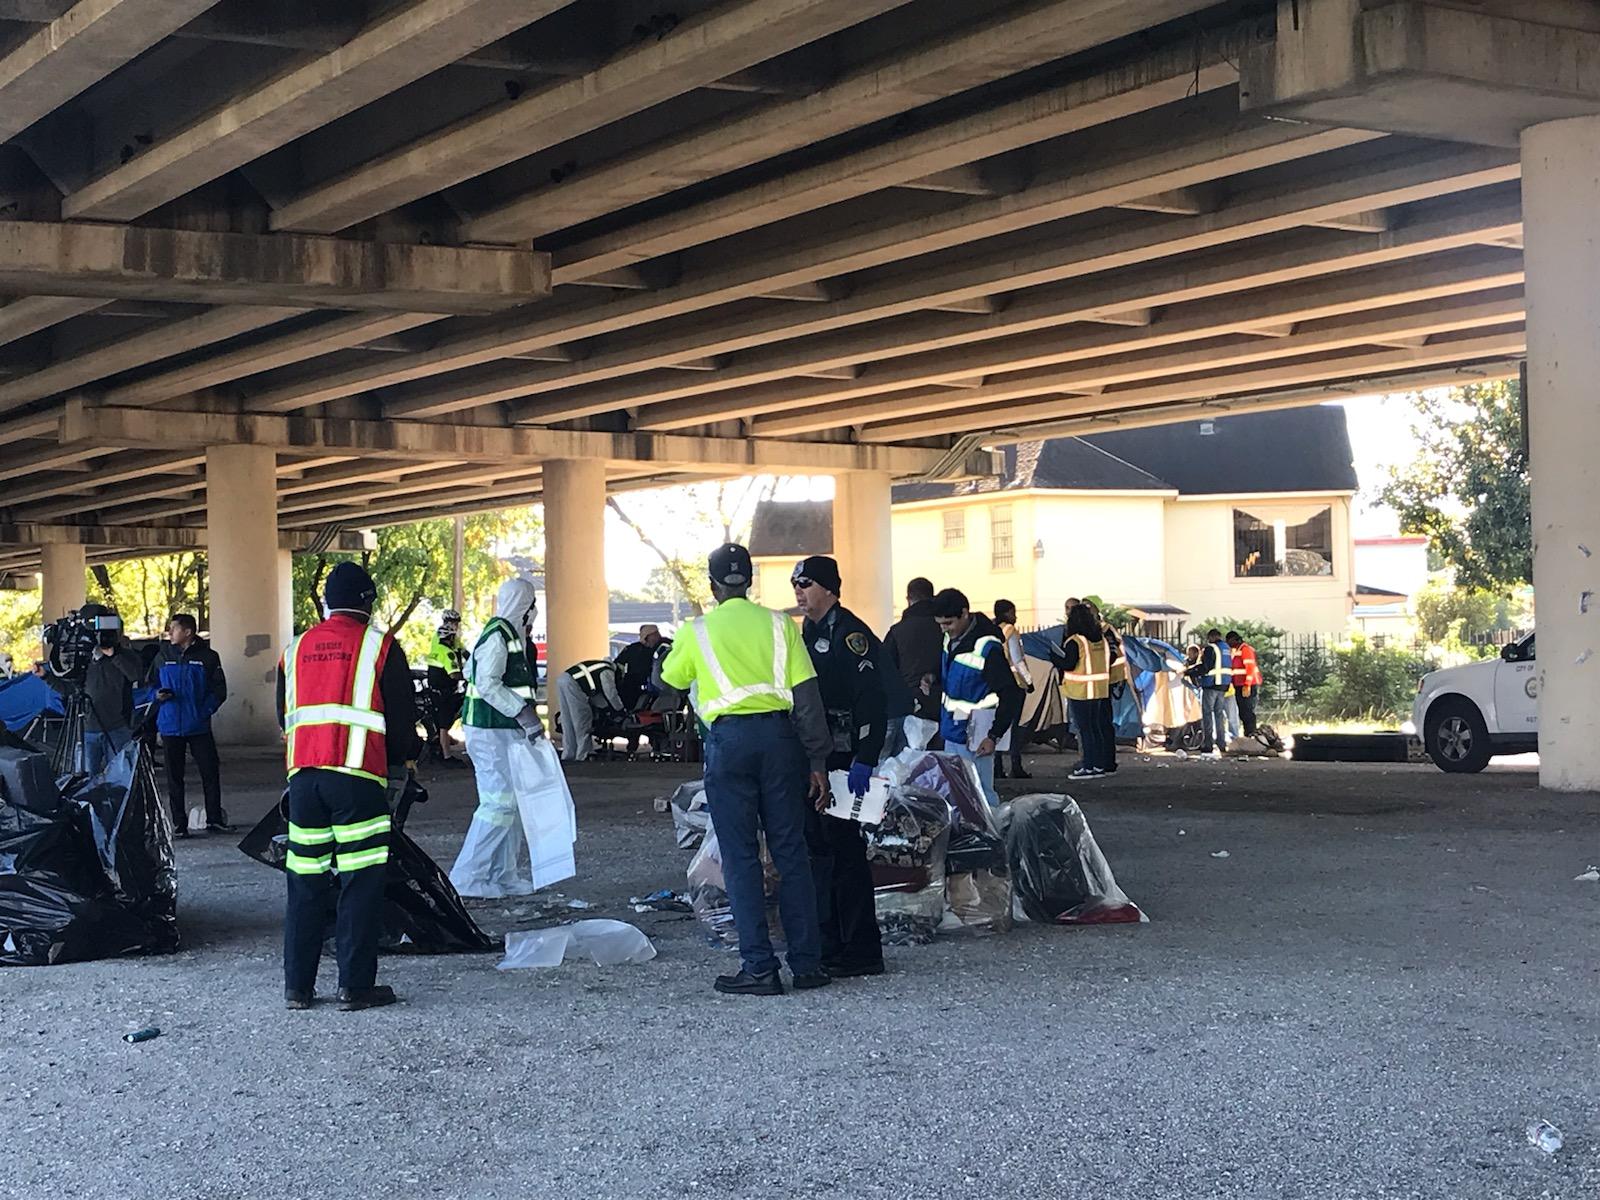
left=845, top=631, right=869, bottom=656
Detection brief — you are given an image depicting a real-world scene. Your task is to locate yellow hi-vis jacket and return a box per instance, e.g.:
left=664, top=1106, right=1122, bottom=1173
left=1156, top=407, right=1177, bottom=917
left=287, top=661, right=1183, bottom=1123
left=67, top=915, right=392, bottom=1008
left=658, top=597, right=816, bottom=722
left=1061, top=634, right=1112, bottom=701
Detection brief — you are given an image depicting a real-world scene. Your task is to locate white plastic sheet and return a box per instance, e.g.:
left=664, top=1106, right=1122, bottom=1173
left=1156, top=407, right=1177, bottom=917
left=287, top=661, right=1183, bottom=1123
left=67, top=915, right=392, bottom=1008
left=450, top=729, right=576, bottom=897
left=902, top=715, right=939, bottom=753
left=512, top=736, right=577, bottom=889
left=497, top=919, right=656, bottom=969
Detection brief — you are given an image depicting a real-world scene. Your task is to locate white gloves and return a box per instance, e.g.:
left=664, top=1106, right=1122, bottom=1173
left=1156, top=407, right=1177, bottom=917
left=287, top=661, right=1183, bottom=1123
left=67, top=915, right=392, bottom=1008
left=515, top=706, right=545, bottom=743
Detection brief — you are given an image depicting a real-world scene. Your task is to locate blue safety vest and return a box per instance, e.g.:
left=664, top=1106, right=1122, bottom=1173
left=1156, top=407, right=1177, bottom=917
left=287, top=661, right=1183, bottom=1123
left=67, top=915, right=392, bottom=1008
left=941, top=632, right=1001, bottom=744
left=1204, top=643, right=1233, bottom=690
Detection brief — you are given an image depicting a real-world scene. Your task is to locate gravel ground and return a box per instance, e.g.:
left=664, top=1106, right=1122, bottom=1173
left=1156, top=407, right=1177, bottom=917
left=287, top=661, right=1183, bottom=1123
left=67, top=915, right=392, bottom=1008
left=2, top=745, right=1596, bottom=1200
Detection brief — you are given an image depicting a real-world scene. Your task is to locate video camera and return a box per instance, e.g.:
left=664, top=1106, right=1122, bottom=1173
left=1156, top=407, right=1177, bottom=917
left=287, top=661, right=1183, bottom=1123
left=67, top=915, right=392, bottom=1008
left=42, top=606, right=123, bottom=683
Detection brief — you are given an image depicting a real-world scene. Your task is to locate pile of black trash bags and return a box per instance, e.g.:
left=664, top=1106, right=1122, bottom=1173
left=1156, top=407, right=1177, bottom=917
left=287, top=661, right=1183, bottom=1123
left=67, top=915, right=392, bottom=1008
left=238, top=789, right=493, bottom=955
left=0, top=737, right=179, bottom=966
left=678, top=750, right=1144, bottom=949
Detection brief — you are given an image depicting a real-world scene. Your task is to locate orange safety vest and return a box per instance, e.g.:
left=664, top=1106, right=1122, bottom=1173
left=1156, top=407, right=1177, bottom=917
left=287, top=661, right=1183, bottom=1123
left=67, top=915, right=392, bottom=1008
left=1231, top=642, right=1263, bottom=695
left=282, top=614, right=393, bottom=784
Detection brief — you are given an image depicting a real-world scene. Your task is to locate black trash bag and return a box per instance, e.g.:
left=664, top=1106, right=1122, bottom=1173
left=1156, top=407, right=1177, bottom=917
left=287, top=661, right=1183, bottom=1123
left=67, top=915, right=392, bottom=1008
left=999, top=794, right=1145, bottom=926
left=0, top=743, right=179, bottom=966
left=237, top=798, right=494, bottom=955
left=61, top=742, right=179, bottom=953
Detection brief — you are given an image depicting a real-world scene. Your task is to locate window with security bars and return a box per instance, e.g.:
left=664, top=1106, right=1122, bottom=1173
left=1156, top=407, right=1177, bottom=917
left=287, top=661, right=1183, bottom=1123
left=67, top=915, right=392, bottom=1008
left=942, top=509, right=965, bottom=550
left=1233, top=505, right=1334, bottom=577
left=990, top=505, right=1014, bottom=570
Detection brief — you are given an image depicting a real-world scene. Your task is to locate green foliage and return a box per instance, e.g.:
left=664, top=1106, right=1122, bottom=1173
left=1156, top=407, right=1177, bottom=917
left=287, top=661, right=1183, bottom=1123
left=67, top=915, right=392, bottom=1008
left=1378, top=380, right=1531, bottom=589
left=92, top=553, right=207, bottom=637
left=1413, top=580, right=1499, bottom=643
left=0, top=590, right=43, bottom=673
left=1279, top=642, right=1332, bottom=700
left=1082, top=594, right=1133, bottom=632
left=1189, top=615, right=1287, bottom=694
left=1306, top=634, right=1431, bottom=721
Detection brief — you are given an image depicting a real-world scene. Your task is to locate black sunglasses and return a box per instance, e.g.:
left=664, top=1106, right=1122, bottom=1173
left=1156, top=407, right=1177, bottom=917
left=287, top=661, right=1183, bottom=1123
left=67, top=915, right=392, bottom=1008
left=791, top=576, right=816, bottom=588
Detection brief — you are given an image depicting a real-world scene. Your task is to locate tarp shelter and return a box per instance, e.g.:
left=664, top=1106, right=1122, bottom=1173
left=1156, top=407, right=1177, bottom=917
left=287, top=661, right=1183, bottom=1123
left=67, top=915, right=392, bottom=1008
left=1120, top=634, right=1202, bottom=742
left=0, top=674, right=62, bottom=734
left=1019, top=626, right=1142, bottom=742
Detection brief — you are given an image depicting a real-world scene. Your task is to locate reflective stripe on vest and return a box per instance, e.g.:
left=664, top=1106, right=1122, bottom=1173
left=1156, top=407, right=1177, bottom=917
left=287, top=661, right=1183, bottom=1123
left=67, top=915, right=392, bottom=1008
left=1206, top=644, right=1233, bottom=688
left=282, top=622, right=390, bottom=783
left=942, top=634, right=1000, bottom=727
left=692, top=609, right=791, bottom=719
left=1062, top=635, right=1112, bottom=700
left=566, top=660, right=613, bottom=692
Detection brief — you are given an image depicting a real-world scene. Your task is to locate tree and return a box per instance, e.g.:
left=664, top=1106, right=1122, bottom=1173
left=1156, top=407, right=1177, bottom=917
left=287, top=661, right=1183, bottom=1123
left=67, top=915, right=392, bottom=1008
left=1378, top=380, right=1531, bottom=589
left=1413, top=580, right=1499, bottom=643
left=1190, top=616, right=1288, bottom=693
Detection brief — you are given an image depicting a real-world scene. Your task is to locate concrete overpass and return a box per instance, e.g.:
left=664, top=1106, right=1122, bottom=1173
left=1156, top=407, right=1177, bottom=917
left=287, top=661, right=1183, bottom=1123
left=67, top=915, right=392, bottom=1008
left=0, top=0, right=1593, bottom=787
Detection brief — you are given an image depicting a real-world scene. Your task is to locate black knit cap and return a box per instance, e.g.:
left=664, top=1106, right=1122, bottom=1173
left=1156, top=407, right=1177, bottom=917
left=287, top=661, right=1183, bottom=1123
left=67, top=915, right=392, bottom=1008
left=790, top=555, right=841, bottom=595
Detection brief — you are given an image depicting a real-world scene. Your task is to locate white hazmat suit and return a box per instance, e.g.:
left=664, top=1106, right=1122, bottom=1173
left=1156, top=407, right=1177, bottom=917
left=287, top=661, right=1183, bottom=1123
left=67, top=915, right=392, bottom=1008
left=449, top=578, right=577, bottom=897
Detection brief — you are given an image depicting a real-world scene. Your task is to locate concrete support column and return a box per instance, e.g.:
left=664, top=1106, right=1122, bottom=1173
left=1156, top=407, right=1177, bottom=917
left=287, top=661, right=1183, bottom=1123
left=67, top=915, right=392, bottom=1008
left=39, top=542, right=86, bottom=620
left=206, top=444, right=283, bottom=745
left=542, top=459, right=609, bottom=734
left=833, top=471, right=895, bottom=636
left=1522, top=114, right=1600, bottom=792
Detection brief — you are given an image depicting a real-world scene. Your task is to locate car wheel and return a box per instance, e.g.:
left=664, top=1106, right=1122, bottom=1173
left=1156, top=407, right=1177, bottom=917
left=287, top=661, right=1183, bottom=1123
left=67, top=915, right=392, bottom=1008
left=1425, top=699, right=1492, bottom=773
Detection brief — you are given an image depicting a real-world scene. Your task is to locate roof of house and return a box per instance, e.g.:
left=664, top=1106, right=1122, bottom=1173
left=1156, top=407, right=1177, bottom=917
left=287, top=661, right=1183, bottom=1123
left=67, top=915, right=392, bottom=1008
left=892, top=405, right=1359, bottom=503
left=748, top=499, right=833, bottom=557
left=1355, top=583, right=1409, bottom=600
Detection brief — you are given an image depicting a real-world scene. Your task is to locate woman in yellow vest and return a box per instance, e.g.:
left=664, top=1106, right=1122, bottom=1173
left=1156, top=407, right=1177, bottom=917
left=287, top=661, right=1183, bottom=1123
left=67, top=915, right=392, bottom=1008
left=1060, top=602, right=1115, bottom=780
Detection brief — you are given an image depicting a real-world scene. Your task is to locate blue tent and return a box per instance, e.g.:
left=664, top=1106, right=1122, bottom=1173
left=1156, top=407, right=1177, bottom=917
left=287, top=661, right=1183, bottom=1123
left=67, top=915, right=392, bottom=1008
left=0, top=673, right=63, bottom=733
left=1020, top=625, right=1142, bottom=741
left=1120, top=634, right=1202, bottom=735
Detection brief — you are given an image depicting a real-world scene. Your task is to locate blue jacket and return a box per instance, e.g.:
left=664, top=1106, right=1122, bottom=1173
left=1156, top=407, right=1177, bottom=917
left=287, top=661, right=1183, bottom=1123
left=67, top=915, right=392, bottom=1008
left=146, top=640, right=227, bottom=736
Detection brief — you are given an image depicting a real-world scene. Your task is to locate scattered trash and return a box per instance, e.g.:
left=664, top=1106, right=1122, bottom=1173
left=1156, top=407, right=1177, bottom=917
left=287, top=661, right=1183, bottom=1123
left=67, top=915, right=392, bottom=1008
left=1526, top=1120, right=1563, bottom=1155
left=565, top=899, right=593, bottom=910
left=651, top=795, right=670, bottom=814
left=122, top=1026, right=160, bottom=1044
left=1177, top=829, right=1186, bottom=836
left=1211, top=850, right=1230, bottom=859
left=867, top=786, right=951, bottom=944
left=664, top=781, right=710, bottom=850
left=1577, top=649, right=1594, bottom=667
left=1582, top=590, right=1594, bottom=615
left=1574, top=867, right=1599, bottom=883
left=1174, top=750, right=1188, bottom=761
left=628, top=889, right=692, bottom=913
left=498, top=920, right=656, bottom=969
left=1580, top=544, right=1592, bottom=559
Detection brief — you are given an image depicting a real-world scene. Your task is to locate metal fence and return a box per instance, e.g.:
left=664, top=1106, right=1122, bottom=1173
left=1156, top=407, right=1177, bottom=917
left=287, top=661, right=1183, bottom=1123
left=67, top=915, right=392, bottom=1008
left=1255, top=628, right=1529, bottom=702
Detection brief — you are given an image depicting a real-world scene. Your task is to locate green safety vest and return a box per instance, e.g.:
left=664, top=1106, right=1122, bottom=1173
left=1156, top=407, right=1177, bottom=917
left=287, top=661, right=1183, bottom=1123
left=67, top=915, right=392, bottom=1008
left=462, top=617, right=536, bottom=730
left=659, top=597, right=815, bottom=723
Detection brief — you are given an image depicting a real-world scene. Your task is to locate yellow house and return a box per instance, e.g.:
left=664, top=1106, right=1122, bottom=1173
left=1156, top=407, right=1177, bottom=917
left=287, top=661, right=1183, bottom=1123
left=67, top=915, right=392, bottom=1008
left=751, top=407, right=1359, bottom=637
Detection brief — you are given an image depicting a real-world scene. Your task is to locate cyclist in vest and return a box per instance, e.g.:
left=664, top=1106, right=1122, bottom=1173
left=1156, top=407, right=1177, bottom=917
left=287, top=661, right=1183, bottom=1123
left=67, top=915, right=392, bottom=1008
left=556, top=658, right=627, bottom=762
left=659, top=544, right=833, bottom=996
left=424, top=609, right=468, bottom=765
left=1226, top=630, right=1263, bottom=738
left=450, top=577, right=548, bottom=897
left=791, top=554, right=886, bottom=979
left=932, top=588, right=1023, bottom=810
left=1186, top=627, right=1233, bottom=756
left=1061, top=602, right=1116, bottom=780
left=274, top=562, right=418, bottom=1012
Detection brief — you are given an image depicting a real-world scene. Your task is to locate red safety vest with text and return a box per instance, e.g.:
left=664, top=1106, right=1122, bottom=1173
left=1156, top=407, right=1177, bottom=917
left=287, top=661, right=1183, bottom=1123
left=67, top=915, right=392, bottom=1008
left=281, top=614, right=393, bottom=784
left=1231, top=642, right=1263, bottom=695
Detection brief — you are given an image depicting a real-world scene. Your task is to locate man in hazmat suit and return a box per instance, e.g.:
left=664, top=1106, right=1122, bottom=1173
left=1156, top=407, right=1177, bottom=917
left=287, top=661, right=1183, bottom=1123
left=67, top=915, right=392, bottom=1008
left=449, top=578, right=576, bottom=896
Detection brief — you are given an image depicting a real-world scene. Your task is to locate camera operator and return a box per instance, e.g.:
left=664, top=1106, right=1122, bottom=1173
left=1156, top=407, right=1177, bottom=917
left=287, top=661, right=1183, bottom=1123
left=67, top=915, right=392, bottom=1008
left=37, top=603, right=142, bottom=775
left=145, top=612, right=228, bottom=836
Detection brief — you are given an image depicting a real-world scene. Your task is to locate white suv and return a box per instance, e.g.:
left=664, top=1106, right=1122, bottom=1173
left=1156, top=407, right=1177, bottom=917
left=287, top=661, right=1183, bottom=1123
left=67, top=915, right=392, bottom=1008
left=1412, top=634, right=1538, bottom=772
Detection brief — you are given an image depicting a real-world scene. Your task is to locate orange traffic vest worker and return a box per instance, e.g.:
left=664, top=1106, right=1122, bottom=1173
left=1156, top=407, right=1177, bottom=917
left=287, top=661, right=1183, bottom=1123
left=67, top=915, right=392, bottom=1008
left=274, top=562, right=419, bottom=1013
left=1225, top=630, right=1263, bottom=738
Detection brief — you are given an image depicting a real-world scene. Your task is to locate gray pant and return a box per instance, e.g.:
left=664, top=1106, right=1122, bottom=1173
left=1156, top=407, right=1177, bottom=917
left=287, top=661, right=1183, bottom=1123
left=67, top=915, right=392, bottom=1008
left=556, top=673, right=594, bottom=762
left=1202, top=689, right=1230, bottom=752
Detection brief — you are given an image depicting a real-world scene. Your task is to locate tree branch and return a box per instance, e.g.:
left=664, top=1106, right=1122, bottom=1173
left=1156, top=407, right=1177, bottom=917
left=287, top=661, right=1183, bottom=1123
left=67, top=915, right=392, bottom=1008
left=608, top=496, right=703, bottom=615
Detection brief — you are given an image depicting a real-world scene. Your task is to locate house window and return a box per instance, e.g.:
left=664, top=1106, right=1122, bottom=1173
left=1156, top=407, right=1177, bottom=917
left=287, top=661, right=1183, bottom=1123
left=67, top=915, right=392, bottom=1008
left=1233, top=505, right=1334, bottom=578
left=990, top=505, right=1014, bottom=570
left=942, top=509, right=965, bottom=550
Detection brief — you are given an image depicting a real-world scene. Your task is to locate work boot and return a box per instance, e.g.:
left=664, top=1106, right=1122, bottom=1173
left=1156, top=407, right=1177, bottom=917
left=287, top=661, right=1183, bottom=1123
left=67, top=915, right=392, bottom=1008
left=713, top=969, right=783, bottom=996
left=337, top=985, right=398, bottom=1011
left=205, top=821, right=234, bottom=834
left=790, top=971, right=833, bottom=990
left=823, top=960, right=885, bottom=979
left=285, top=989, right=314, bottom=1011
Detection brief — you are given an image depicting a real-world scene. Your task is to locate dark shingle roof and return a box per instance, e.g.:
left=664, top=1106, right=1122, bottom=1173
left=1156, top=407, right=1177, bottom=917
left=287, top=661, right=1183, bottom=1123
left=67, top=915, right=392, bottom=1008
left=748, top=499, right=832, bottom=557
left=893, top=437, right=1169, bottom=502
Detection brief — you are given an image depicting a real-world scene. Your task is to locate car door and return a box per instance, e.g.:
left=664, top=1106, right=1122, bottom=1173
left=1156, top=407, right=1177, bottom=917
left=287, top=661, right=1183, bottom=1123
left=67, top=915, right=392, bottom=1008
left=1493, top=635, right=1538, bottom=733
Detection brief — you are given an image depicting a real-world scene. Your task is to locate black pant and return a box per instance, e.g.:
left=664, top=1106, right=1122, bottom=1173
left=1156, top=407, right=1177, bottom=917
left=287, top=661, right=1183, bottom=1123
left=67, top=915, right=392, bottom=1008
left=806, top=765, right=883, bottom=970
left=164, top=732, right=222, bottom=826
left=1096, top=695, right=1118, bottom=772
left=1237, top=690, right=1259, bottom=738
left=1008, top=722, right=1031, bottom=773
left=1069, top=698, right=1116, bottom=772
left=284, top=769, right=390, bottom=995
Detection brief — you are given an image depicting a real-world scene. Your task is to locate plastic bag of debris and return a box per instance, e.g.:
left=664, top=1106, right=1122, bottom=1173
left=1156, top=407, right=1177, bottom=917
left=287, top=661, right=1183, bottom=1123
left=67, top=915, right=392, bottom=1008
left=666, top=780, right=710, bottom=850
left=999, top=794, right=1146, bottom=925
left=943, top=827, right=1013, bottom=934
left=867, top=786, right=950, bottom=945
left=686, top=818, right=785, bottom=948
left=890, top=751, right=994, bottom=833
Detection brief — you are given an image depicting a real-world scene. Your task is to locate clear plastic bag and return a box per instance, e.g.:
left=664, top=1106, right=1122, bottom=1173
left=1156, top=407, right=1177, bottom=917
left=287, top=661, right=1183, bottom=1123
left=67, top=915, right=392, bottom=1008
left=667, top=780, right=710, bottom=850
left=498, top=919, right=656, bottom=968
left=900, top=751, right=994, bottom=834
left=1000, top=794, right=1146, bottom=925
left=685, top=819, right=784, bottom=948
left=866, top=786, right=950, bottom=945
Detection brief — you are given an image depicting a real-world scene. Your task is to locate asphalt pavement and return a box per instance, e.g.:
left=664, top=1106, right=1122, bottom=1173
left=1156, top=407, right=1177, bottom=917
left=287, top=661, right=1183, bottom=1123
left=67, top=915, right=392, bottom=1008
left=2, top=745, right=1596, bottom=1200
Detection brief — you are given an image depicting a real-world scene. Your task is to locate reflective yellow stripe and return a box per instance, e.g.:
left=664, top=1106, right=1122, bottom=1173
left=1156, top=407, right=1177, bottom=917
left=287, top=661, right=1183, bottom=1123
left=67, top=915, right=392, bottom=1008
left=333, top=814, right=391, bottom=843
left=283, top=632, right=303, bottom=764
left=285, top=851, right=333, bottom=875
left=692, top=610, right=792, bottom=719
left=336, top=846, right=389, bottom=872
left=284, top=703, right=387, bottom=733
left=287, top=822, right=334, bottom=845
left=344, top=628, right=385, bottom=771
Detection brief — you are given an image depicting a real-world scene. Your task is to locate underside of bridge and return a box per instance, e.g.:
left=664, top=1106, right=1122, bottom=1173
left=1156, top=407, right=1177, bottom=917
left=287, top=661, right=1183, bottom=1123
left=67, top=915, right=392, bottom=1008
left=0, top=0, right=1594, bottom=784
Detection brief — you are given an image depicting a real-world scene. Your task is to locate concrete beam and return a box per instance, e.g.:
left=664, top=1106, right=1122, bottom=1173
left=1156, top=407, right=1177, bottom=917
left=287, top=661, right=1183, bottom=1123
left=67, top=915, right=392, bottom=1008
left=461, top=0, right=1229, bottom=242
left=271, top=0, right=917, bottom=233
left=0, top=305, right=298, bottom=413
left=898, top=165, right=1006, bottom=197
left=542, top=38, right=1242, bottom=280
left=0, top=0, right=221, bottom=143
left=0, top=222, right=548, bottom=314
left=0, top=297, right=109, bottom=348
left=63, top=0, right=577, bottom=221
left=0, top=441, right=109, bottom=483
left=1, top=450, right=204, bottom=507
left=61, top=400, right=982, bottom=478
left=0, top=521, right=370, bottom=552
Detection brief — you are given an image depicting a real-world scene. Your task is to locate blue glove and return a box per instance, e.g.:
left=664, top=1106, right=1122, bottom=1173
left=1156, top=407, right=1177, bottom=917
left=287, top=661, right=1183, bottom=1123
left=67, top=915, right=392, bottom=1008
left=847, top=761, right=872, bottom=799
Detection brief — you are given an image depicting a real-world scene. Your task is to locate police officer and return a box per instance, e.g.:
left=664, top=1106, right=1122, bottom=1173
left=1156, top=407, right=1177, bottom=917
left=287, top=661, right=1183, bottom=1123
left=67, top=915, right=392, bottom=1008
left=275, top=562, right=419, bottom=1012
left=659, top=544, right=833, bottom=996
left=790, top=555, right=887, bottom=977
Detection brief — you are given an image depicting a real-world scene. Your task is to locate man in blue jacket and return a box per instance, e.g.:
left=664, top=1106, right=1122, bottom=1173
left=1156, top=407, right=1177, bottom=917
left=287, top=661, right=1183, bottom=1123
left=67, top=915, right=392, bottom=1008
left=145, top=612, right=228, bottom=835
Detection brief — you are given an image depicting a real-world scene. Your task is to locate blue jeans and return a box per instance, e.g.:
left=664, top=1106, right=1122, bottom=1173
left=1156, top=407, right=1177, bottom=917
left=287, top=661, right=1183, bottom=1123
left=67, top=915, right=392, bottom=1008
left=703, top=712, right=822, bottom=977
left=948, top=742, right=999, bottom=810
left=82, top=726, right=130, bottom=776
left=1202, top=689, right=1230, bottom=751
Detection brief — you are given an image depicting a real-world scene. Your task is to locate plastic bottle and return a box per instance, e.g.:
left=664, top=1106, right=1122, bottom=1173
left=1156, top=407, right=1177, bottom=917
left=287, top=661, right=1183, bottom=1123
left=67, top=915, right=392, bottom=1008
left=1526, top=1120, right=1563, bottom=1155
